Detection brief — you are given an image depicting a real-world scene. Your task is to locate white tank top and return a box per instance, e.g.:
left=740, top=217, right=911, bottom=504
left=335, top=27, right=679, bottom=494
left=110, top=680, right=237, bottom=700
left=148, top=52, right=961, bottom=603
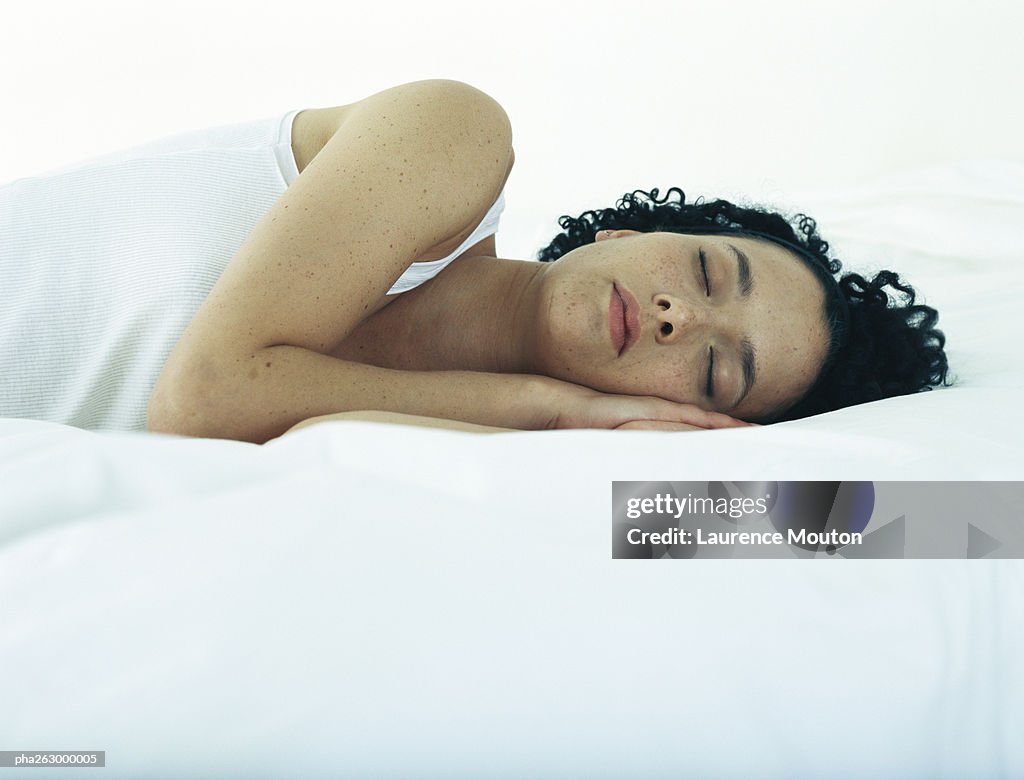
left=0, top=109, right=507, bottom=431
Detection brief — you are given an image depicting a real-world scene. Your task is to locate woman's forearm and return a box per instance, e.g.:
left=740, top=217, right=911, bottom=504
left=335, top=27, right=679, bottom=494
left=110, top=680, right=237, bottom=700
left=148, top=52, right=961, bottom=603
left=148, top=344, right=559, bottom=443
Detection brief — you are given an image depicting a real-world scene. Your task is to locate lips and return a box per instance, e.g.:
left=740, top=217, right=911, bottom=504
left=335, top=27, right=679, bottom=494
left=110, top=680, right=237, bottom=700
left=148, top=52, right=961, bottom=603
left=610, top=283, right=641, bottom=356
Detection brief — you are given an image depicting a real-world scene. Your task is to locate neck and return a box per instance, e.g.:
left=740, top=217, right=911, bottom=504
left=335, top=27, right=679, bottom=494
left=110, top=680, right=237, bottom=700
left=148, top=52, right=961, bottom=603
left=416, top=254, right=547, bottom=373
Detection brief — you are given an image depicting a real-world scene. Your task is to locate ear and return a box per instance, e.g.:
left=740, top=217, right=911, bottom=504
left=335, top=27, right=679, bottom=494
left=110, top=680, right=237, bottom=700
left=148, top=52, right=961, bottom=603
left=595, top=229, right=642, bottom=242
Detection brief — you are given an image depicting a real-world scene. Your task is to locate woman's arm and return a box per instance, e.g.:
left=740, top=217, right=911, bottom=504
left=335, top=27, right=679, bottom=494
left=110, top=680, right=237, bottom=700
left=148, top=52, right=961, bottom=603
left=278, top=407, right=743, bottom=438
left=148, top=79, right=526, bottom=442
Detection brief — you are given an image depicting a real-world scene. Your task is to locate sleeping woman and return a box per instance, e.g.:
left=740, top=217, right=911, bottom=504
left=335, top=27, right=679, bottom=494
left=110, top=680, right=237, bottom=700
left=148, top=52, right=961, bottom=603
left=0, top=79, right=949, bottom=443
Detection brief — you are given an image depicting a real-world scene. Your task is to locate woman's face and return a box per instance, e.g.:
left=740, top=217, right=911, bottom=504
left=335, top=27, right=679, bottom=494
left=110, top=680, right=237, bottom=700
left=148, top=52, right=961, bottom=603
left=530, top=230, right=831, bottom=421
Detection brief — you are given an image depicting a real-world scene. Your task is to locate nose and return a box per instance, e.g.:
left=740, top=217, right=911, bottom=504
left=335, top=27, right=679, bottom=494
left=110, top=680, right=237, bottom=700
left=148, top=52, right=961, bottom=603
left=653, top=293, right=711, bottom=343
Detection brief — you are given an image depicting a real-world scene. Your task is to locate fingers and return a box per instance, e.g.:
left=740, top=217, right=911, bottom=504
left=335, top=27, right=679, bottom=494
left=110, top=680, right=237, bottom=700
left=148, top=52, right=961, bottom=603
left=579, top=393, right=764, bottom=431
left=623, top=396, right=758, bottom=429
left=703, top=411, right=758, bottom=428
left=666, top=405, right=749, bottom=429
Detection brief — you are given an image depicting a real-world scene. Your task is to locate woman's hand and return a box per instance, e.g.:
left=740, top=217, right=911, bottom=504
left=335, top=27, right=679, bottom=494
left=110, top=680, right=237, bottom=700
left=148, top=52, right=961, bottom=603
left=547, top=383, right=756, bottom=431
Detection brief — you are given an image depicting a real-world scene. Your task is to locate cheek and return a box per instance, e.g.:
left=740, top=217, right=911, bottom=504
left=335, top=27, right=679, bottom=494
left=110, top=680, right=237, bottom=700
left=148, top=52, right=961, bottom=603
left=536, top=282, right=601, bottom=375
left=767, top=319, right=830, bottom=398
left=650, top=255, right=687, bottom=287
left=618, top=354, right=697, bottom=404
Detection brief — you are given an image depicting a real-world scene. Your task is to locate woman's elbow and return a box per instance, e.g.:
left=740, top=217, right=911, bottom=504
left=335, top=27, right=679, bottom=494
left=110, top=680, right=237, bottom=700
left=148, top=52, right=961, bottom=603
left=146, top=383, right=209, bottom=438
left=146, top=368, right=231, bottom=440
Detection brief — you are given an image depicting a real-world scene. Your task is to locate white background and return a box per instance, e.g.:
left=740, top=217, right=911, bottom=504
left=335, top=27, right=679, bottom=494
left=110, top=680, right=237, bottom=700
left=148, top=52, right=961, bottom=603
left=2, top=0, right=1021, bottom=261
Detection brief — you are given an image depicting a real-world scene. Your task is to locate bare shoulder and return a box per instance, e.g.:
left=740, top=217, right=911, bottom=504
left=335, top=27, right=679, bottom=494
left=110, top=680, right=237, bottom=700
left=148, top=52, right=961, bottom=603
left=278, top=410, right=519, bottom=438
left=292, top=80, right=512, bottom=175
left=173, top=77, right=513, bottom=353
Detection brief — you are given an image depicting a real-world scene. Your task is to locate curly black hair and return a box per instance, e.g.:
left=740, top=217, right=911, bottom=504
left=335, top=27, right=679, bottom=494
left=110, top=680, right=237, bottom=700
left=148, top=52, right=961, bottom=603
left=536, top=187, right=952, bottom=423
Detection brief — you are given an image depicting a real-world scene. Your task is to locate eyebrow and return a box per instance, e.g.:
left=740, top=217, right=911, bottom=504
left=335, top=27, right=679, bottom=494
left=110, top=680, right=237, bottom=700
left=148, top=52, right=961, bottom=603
left=726, top=243, right=757, bottom=409
left=735, top=337, right=757, bottom=410
left=728, top=243, right=754, bottom=297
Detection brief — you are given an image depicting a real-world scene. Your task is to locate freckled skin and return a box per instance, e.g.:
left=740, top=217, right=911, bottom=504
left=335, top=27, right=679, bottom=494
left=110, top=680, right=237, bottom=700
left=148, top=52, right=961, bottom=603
left=529, top=231, right=831, bottom=420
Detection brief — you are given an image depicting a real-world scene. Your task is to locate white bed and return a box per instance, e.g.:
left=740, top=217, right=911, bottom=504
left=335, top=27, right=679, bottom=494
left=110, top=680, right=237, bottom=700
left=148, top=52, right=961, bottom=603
left=1, top=159, right=1022, bottom=778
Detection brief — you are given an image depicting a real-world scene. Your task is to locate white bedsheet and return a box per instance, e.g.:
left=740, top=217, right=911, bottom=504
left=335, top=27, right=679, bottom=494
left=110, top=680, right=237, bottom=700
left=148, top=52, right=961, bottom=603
left=1, top=159, right=1022, bottom=778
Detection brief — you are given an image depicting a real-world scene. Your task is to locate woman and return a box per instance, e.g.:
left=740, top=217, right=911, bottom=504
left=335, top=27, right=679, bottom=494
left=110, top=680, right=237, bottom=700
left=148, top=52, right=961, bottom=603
left=0, top=79, right=949, bottom=443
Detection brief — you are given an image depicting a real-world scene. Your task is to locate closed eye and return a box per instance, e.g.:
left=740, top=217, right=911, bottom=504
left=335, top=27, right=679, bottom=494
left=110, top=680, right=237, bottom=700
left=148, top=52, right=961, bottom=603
left=706, top=346, right=715, bottom=398
left=699, top=248, right=710, bottom=296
